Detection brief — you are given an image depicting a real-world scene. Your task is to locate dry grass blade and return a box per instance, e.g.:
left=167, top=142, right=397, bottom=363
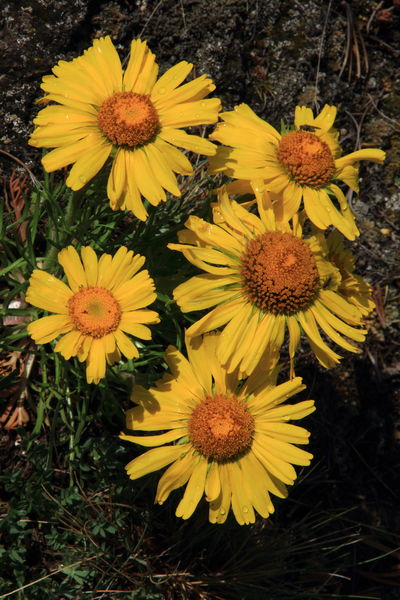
left=339, top=2, right=369, bottom=81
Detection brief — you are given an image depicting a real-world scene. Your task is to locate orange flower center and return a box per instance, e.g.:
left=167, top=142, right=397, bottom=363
left=241, top=231, right=320, bottom=315
left=276, top=130, right=335, bottom=187
left=98, top=92, right=159, bottom=147
left=68, top=286, right=121, bottom=338
left=188, top=394, right=254, bottom=462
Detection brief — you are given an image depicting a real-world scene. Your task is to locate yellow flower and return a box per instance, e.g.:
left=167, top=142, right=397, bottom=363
left=169, top=186, right=368, bottom=376
left=120, top=333, right=315, bottom=525
left=29, top=36, right=221, bottom=221
left=209, top=104, right=385, bottom=240
left=26, top=246, right=159, bottom=383
left=326, top=229, right=375, bottom=317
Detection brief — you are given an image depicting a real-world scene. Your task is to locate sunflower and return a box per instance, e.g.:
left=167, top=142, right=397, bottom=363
left=26, top=246, right=159, bottom=383
left=209, top=104, right=385, bottom=240
left=325, top=229, right=375, bottom=317
left=120, top=333, right=315, bottom=525
left=29, top=36, right=221, bottom=221
left=168, top=186, right=369, bottom=376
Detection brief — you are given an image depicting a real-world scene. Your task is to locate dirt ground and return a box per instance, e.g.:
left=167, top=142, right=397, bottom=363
left=1, top=0, right=399, bottom=596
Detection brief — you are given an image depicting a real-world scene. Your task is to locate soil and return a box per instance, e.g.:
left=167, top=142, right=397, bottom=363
left=0, top=0, right=399, bottom=597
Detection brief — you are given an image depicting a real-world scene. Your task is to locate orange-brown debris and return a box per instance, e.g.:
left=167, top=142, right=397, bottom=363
left=188, top=394, right=254, bottom=462
left=98, top=92, right=159, bottom=147
left=68, top=286, right=121, bottom=337
left=277, top=130, right=335, bottom=187
left=241, top=231, right=320, bottom=314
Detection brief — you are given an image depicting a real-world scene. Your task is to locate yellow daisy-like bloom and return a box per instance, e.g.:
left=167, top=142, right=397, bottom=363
left=121, top=333, right=315, bottom=525
left=209, top=104, right=385, bottom=240
left=325, top=229, right=375, bottom=317
left=26, top=246, right=159, bottom=384
left=29, top=36, right=221, bottom=221
left=168, top=186, right=368, bottom=376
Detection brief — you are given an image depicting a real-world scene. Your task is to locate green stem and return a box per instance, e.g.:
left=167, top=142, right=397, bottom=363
left=46, top=188, right=84, bottom=266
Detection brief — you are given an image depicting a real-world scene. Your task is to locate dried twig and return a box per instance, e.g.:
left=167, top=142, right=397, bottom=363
left=314, top=0, right=333, bottom=110
left=339, top=2, right=369, bottom=81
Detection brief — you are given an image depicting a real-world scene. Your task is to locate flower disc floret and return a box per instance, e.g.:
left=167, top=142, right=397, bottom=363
left=188, top=394, right=254, bottom=461
left=241, top=231, right=320, bottom=315
left=98, top=92, right=159, bottom=147
left=277, top=130, right=336, bottom=187
left=68, top=286, right=121, bottom=338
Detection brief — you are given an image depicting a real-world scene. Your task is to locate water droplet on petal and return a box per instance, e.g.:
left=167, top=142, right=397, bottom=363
left=220, top=508, right=226, bottom=515
left=242, top=506, right=249, bottom=513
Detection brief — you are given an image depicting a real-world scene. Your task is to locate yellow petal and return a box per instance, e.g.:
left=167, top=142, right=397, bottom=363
left=209, top=463, right=232, bottom=524
left=26, top=269, right=72, bottom=313
left=28, top=315, right=73, bottom=344
left=33, top=105, right=97, bottom=127
left=119, top=310, right=159, bottom=336
left=160, top=99, right=221, bottom=128
left=151, top=61, right=193, bottom=99
left=164, top=345, right=204, bottom=399
left=175, top=456, right=208, bottom=519
left=57, top=246, right=87, bottom=292
left=302, top=187, right=331, bottom=230
left=248, top=377, right=305, bottom=414
left=260, top=400, right=315, bottom=422
left=123, top=149, right=149, bottom=219
left=186, top=298, right=246, bottom=338
left=297, top=310, right=341, bottom=368
left=217, top=302, right=254, bottom=365
left=54, top=329, right=84, bottom=359
left=80, top=246, right=98, bottom=286
left=185, top=334, right=213, bottom=396
left=228, top=462, right=255, bottom=525
left=42, top=132, right=108, bottom=172
left=240, top=453, right=274, bottom=518
left=239, top=313, right=277, bottom=375
left=107, top=148, right=127, bottom=209
left=313, top=104, right=337, bottom=130
left=159, top=128, right=216, bottom=156
left=86, top=337, right=107, bottom=383
left=154, top=137, right=193, bottom=175
left=131, top=147, right=166, bottom=206
left=319, top=289, right=362, bottom=325
left=252, top=436, right=297, bottom=485
left=256, top=422, right=311, bottom=444
left=154, top=74, right=216, bottom=110
left=113, top=271, right=156, bottom=311
left=155, top=449, right=196, bottom=504
left=204, top=461, right=221, bottom=502
left=142, top=143, right=181, bottom=197
left=294, top=105, right=314, bottom=128
left=335, top=148, right=385, bottom=168
left=84, top=36, right=123, bottom=96
left=261, top=436, right=313, bottom=466
left=125, top=444, right=189, bottom=480
left=120, top=429, right=186, bottom=447
left=123, top=39, right=158, bottom=93
left=287, top=315, right=301, bottom=366
left=113, top=329, right=139, bottom=360
left=66, top=139, right=112, bottom=190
